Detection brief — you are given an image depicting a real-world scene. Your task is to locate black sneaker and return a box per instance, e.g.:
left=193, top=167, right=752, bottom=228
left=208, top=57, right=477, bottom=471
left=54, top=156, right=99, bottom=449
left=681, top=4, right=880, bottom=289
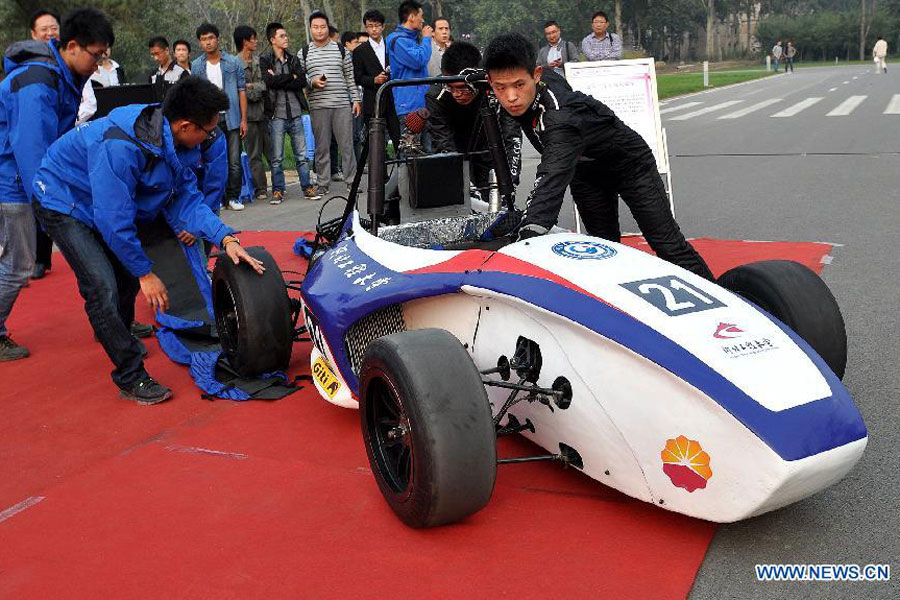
left=0, top=335, right=30, bottom=361
left=119, top=377, right=173, bottom=405
left=131, top=321, right=154, bottom=338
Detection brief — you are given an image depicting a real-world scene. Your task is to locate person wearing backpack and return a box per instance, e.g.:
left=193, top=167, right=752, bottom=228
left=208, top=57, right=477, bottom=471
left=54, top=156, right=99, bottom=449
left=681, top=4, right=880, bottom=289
left=299, top=11, right=361, bottom=198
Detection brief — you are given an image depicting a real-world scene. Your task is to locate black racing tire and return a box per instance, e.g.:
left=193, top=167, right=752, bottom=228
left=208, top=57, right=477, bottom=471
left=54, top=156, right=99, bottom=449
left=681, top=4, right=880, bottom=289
left=717, top=260, right=847, bottom=379
left=359, top=328, right=497, bottom=528
left=212, top=247, right=293, bottom=377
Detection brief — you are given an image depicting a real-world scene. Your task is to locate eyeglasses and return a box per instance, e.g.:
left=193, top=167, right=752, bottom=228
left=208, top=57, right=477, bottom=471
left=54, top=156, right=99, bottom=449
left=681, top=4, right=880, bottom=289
left=443, top=84, right=475, bottom=97
left=80, top=45, right=107, bottom=64
left=592, top=19, right=608, bottom=25
left=189, top=120, right=217, bottom=140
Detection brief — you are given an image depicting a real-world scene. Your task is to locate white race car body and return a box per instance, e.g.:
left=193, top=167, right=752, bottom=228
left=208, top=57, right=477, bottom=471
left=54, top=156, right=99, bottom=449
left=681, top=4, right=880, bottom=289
left=300, top=212, right=867, bottom=522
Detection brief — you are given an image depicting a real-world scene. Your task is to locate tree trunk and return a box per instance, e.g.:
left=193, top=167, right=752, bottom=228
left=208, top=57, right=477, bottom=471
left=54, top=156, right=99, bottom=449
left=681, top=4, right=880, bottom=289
left=706, top=0, right=715, bottom=61
left=615, top=0, right=622, bottom=37
left=432, top=0, right=444, bottom=18
left=859, top=0, right=867, bottom=60
left=746, top=3, right=752, bottom=55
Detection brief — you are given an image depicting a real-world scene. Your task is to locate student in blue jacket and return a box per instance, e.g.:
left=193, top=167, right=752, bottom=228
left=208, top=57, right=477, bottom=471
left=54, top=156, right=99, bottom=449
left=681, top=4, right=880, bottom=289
left=386, top=0, right=433, bottom=151
left=0, top=8, right=114, bottom=362
left=32, top=77, right=265, bottom=405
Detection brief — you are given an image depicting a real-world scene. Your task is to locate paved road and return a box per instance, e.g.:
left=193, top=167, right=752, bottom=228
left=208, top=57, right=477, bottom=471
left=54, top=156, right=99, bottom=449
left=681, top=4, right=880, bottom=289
left=661, top=65, right=900, bottom=599
left=221, top=64, right=899, bottom=598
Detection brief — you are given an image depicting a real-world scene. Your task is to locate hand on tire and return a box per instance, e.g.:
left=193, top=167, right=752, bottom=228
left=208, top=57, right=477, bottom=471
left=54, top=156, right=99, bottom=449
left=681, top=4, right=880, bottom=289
left=226, top=242, right=266, bottom=275
left=139, top=272, right=170, bottom=314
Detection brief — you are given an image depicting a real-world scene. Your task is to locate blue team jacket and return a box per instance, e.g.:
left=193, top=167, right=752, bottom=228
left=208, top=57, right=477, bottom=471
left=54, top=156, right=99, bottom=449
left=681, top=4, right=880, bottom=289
left=32, top=104, right=233, bottom=278
left=0, top=40, right=83, bottom=204
left=386, top=26, right=432, bottom=115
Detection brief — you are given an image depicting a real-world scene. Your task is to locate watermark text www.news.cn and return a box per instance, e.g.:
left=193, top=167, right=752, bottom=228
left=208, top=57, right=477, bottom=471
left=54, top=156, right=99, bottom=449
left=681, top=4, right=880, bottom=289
left=756, top=563, right=890, bottom=582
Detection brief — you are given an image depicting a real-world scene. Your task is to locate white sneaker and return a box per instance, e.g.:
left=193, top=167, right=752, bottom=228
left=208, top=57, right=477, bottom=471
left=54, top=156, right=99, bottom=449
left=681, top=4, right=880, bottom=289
left=228, top=199, right=245, bottom=211
left=332, top=171, right=345, bottom=182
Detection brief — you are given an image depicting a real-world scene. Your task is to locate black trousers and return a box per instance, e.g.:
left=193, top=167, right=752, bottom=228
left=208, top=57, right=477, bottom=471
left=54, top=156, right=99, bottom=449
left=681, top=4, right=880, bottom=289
left=35, top=216, right=53, bottom=267
left=569, top=160, right=714, bottom=280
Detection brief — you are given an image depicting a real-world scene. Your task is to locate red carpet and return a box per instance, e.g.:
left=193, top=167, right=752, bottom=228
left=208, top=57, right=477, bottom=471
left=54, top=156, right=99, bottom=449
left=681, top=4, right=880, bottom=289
left=0, top=232, right=833, bottom=599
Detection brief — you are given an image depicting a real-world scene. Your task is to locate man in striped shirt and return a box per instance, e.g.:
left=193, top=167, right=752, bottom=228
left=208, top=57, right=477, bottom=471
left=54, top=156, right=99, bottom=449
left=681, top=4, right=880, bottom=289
left=299, top=11, right=362, bottom=197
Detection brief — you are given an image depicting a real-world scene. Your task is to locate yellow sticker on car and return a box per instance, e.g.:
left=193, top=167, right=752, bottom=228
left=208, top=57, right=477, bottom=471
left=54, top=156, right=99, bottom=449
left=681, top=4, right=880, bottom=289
left=313, top=356, right=341, bottom=399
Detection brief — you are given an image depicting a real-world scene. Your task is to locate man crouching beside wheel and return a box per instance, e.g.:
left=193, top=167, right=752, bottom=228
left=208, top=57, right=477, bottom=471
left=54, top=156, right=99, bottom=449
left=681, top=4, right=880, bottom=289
left=31, top=76, right=265, bottom=405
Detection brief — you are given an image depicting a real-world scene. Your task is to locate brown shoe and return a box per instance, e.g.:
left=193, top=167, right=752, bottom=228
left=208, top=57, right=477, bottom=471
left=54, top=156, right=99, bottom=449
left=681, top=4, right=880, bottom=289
left=304, top=186, right=324, bottom=200
left=270, top=190, right=283, bottom=205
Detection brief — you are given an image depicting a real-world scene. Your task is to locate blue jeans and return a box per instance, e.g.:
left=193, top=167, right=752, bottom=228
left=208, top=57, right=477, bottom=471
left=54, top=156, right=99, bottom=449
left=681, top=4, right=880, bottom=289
left=33, top=201, right=147, bottom=389
left=0, top=202, right=36, bottom=337
left=269, top=116, right=311, bottom=191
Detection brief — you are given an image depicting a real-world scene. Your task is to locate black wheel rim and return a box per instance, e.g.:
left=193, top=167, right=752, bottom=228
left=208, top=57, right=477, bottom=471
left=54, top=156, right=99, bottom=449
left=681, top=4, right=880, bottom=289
left=365, top=375, right=414, bottom=499
left=214, top=280, right=241, bottom=360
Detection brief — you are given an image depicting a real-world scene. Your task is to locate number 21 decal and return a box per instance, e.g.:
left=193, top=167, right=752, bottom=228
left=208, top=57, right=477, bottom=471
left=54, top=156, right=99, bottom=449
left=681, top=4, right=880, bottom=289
left=620, top=276, right=725, bottom=316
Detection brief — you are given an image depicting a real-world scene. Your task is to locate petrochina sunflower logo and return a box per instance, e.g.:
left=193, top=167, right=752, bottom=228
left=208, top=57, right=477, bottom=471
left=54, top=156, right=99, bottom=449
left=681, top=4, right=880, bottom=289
left=661, top=435, right=712, bottom=492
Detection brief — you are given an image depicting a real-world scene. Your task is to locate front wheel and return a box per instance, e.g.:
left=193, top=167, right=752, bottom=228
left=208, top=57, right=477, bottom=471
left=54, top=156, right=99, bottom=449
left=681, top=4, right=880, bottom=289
left=717, top=260, right=847, bottom=379
left=359, top=328, right=497, bottom=528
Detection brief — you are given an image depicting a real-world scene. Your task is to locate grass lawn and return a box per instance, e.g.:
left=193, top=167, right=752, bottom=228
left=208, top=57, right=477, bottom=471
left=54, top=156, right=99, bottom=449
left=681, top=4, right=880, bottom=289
left=657, top=69, right=772, bottom=99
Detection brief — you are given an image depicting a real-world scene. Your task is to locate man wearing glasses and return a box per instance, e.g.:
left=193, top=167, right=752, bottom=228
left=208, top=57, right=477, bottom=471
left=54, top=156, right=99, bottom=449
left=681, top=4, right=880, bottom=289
left=0, top=8, right=114, bottom=362
left=425, top=42, right=521, bottom=201
left=31, top=77, right=265, bottom=404
left=581, top=11, right=622, bottom=61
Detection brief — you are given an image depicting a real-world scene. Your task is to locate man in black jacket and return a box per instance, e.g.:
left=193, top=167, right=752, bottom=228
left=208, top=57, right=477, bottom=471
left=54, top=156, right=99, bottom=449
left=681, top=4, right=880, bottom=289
left=260, top=22, right=318, bottom=202
left=353, top=9, right=403, bottom=222
left=426, top=41, right=521, bottom=201
left=483, top=33, right=712, bottom=280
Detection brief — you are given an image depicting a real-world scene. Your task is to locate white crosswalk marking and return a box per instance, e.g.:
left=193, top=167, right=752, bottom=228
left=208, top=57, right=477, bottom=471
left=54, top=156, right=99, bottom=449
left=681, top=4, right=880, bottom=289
left=884, top=94, right=900, bottom=114
left=771, top=97, right=823, bottom=117
left=826, top=95, right=866, bottom=116
left=669, top=100, right=742, bottom=120
left=659, top=101, right=702, bottom=115
left=718, top=98, right=783, bottom=119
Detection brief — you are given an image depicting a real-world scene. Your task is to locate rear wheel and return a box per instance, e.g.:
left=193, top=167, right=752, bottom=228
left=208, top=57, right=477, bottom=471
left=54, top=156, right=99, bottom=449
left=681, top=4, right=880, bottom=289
left=212, top=247, right=293, bottom=376
left=360, top=328, right=497, bottom=528
left=717, top=260, right=847, bottom=379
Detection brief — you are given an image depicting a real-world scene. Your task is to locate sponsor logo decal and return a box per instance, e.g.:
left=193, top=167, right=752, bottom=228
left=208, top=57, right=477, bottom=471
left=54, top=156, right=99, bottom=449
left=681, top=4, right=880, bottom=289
left=312, top=356, right=342, bottom=399
left=714, top=322, right=744, bottom=339
left=661, top=435, right=712, bottom=492
left=551, top=240, right=617, bottom=261
left=721, top=336, right=777, bottom=358
left=620, top=275, right=725, bottom=316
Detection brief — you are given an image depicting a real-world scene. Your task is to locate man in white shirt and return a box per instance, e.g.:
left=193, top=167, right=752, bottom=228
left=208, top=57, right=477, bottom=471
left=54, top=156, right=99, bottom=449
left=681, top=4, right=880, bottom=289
left=427, top=17, right=451, bottom=77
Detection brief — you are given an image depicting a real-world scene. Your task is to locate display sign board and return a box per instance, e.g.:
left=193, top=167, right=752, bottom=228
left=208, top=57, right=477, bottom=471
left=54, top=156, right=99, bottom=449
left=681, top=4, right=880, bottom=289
left=565, top=58, right=668, bottom=174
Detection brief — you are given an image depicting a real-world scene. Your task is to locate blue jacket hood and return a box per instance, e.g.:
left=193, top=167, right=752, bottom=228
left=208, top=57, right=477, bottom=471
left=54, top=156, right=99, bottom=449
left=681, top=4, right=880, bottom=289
left=105, top=103, right=166, bottom=157
left=3, top=40, right=81, bottom=97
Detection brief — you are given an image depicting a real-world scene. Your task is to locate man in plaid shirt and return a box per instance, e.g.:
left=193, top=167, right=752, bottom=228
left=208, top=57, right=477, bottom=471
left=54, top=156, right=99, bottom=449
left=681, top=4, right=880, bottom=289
left=581, top=10, right=622, bottom=61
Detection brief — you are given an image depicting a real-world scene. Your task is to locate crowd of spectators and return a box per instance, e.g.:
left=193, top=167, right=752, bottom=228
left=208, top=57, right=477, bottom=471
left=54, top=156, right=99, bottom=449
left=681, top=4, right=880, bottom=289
left=1, top=3, right=634, bottom=371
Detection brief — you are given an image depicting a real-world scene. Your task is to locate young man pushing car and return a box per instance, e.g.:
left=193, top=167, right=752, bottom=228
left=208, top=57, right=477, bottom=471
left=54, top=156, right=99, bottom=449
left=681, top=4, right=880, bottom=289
left=483, top=33, right=713, bottom=280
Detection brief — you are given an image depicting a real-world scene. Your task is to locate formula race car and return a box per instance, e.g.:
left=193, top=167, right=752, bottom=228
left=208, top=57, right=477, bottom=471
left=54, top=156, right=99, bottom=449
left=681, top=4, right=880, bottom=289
left=211, top=74, right=867, bottom=528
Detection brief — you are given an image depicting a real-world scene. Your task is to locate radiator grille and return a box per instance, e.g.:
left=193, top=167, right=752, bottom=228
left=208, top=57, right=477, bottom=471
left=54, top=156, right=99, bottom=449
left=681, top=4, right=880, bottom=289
left=344, top=304, right=406, bottom=373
